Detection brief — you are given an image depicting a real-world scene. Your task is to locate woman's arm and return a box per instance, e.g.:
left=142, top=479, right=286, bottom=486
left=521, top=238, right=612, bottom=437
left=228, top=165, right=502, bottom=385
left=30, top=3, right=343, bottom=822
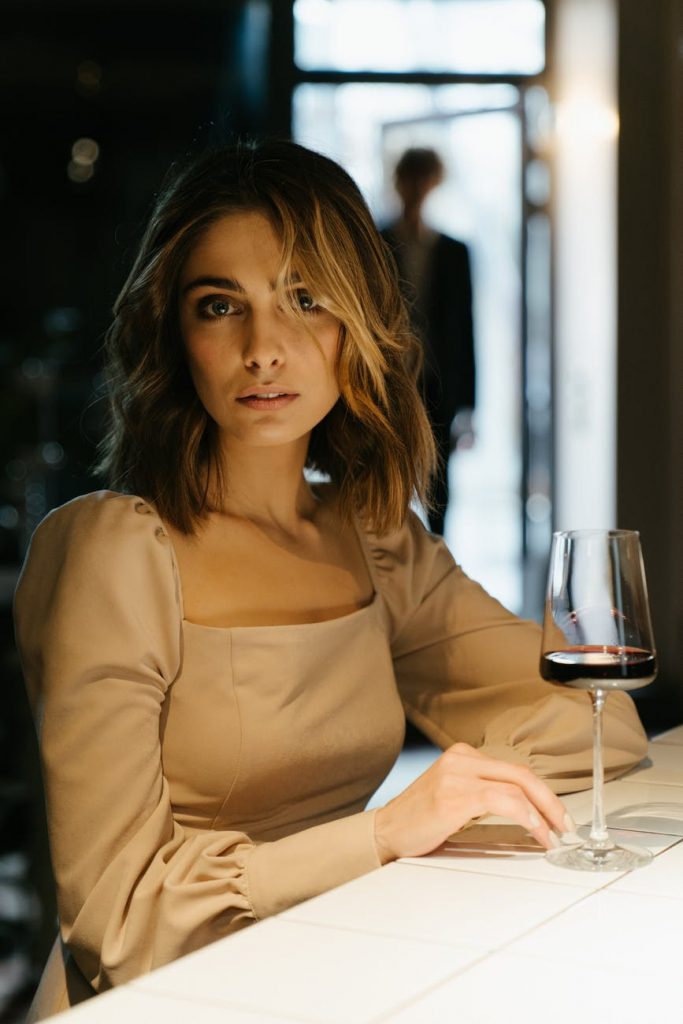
left=368, top=512, right=648, bottom=794
left=15, top=493, right=381, bottom=993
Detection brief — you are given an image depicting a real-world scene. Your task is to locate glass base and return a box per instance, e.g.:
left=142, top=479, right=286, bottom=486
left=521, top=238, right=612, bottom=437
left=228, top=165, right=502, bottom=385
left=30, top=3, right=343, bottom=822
left=546, top=840, right=652, bottom=872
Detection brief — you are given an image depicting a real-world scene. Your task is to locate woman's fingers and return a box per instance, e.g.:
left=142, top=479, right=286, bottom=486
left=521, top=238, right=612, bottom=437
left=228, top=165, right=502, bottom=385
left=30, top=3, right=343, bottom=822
left=442, top=744, right=569, bottom=836
left=469, top=780, right=559, bottom=850
left=374, top=743, right=575, bottom=862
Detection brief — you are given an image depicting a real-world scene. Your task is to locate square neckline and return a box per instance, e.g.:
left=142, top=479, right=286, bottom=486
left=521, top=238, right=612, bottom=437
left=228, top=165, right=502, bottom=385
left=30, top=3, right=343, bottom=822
left=146, top=496, right=381, bottom=633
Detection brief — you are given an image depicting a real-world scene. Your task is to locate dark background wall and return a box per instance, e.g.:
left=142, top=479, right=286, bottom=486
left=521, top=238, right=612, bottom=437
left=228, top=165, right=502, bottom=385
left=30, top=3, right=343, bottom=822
left=0, top=1, right=292, bottom=559
left=617, top=0, right=683, bottom=730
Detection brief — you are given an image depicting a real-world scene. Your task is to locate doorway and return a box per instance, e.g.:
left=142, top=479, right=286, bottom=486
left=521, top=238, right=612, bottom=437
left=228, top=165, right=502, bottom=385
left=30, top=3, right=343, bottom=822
left=294, top=83, right=548, bottom=613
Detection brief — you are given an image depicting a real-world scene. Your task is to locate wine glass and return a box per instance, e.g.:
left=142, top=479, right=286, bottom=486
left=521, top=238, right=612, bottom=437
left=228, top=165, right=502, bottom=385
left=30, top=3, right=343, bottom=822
left=540, top=529, right=656, bottom=871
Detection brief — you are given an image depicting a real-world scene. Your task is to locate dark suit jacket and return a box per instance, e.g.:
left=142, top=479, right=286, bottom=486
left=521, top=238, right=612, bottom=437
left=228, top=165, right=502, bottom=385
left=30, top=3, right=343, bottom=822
left=382, top=227, right=475, bottom=437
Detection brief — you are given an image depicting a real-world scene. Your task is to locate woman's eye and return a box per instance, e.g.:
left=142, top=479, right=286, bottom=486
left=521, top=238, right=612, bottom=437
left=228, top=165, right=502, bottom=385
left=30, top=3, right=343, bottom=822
left=294, top=290, right=320, bottom=314
left=197, top=296, right=238, bottom=320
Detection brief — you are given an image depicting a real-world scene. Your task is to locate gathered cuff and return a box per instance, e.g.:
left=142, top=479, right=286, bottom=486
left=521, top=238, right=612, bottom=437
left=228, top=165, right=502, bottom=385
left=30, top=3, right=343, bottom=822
left=245, top=810, right=381, bottom=921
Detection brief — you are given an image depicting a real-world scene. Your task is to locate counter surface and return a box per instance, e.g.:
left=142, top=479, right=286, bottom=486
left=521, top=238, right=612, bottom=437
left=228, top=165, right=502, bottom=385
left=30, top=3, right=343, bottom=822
left=52, top=725, right=683, bottom=1023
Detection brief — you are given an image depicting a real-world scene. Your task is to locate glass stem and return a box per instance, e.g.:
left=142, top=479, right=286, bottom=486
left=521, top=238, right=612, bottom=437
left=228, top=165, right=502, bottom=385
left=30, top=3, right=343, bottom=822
left=588, top=688, right=611, bottom=847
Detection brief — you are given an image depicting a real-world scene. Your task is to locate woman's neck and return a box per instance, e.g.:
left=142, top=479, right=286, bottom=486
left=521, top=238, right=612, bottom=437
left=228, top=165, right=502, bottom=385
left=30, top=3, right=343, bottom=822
left=210, top=439, right=319, bottom=537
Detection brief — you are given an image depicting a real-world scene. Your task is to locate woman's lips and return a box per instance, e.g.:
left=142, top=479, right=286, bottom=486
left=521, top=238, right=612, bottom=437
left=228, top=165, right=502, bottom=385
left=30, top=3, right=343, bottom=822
left=236, top=392, right=299, bottom=411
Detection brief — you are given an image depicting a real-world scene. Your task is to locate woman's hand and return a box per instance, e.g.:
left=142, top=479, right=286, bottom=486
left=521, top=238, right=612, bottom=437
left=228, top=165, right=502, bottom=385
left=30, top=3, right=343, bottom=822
left=374, top=742, right=572, bottom=864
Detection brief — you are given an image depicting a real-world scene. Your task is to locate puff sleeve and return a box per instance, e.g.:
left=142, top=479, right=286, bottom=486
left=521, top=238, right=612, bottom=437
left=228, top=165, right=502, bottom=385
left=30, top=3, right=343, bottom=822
left=14, top=492, right=380, bottom=994
left=367, top=512, right=647, bottom=793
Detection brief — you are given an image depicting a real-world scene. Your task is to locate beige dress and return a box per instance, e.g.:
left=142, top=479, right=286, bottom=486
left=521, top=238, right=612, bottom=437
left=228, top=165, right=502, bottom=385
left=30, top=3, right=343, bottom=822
left=14, top=491, right=648, bottom=1020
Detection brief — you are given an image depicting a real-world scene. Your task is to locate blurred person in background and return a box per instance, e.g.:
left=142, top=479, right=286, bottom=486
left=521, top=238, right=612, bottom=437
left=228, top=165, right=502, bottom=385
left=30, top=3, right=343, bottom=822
left=382, top=147, right=475, bottom=535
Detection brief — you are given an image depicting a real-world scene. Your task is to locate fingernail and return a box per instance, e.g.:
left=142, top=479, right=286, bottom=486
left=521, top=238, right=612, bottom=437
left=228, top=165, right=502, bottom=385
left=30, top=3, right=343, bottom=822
left=529, top=811, right=541, bottom=829
left=561, top=830, right=583, bottom=846
left=548, top=830, right=561, bottom=848
left=563, top=811, right=577, bottom=833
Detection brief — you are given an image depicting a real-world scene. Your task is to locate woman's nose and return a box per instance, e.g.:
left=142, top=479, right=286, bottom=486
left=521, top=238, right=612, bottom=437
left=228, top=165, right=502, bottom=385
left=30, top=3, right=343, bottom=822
left=242, top=311, right=286, bottom=369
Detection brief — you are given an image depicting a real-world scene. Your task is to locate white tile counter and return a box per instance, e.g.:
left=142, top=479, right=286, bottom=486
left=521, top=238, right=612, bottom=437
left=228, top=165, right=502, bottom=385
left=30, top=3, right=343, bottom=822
left=52, top=730, right=683, bottom=1023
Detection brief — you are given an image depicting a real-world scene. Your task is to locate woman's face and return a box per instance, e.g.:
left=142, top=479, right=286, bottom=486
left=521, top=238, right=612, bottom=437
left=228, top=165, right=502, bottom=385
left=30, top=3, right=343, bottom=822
left=179, top=210, right=341, bottom=453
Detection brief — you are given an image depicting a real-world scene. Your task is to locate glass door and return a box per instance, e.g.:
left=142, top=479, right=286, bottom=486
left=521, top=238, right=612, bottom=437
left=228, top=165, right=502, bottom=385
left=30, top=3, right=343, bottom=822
left=381, top=105, right=523, bottom=610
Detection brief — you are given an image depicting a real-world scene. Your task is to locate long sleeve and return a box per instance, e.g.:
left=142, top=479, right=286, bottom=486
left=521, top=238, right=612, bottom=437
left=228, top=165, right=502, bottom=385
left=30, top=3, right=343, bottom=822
left=14, top=492, right=380, bottom=994
left=367, top=512, right=648, bottom=794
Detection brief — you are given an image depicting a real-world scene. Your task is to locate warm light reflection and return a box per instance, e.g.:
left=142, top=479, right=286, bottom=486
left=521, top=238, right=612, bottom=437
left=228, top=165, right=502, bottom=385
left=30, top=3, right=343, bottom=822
left=555, top=95, right=619, bottom=142
left=67, top=161, right=94, bottom=183
left=68, top=138, right=99, bottom=184
left=71, top=137, right=100, bottom=166
left=552, top=0, right=618, bottom=531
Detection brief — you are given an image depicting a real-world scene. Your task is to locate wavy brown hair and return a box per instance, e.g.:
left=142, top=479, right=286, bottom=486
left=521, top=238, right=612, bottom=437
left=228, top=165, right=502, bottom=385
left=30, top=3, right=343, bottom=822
left=96, top=139, right=436, bottom=534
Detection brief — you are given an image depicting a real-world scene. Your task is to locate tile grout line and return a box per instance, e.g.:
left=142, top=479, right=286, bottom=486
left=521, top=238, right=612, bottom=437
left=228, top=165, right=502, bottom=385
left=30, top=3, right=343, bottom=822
left=601, top=823, right=683, bottom=836
left=285, top=878, right=616, bottom=1024
left=132, top=982, right=329, bottom=1024
left=281, top=913, right=490, bottom=952
left=396, top=857, right=603, bottom=890
left=365, top=879, right=625, bottom=1024
left=365, top=834, right=683, bottom=1022
left=367, top=947, right=498, bottom=1024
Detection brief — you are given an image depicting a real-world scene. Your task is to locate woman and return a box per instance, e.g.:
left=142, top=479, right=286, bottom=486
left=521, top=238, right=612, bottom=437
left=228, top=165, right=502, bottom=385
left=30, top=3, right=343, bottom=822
left=14, top=140, right=647, bottom=1020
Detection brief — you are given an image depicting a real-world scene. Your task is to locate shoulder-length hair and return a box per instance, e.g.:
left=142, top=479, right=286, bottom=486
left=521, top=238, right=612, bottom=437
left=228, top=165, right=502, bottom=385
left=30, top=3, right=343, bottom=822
left=96, top=138, right=436, bottom=535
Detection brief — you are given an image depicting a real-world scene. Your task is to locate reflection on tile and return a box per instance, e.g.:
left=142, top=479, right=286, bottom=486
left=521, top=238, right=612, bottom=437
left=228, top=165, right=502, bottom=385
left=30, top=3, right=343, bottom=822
left=283, top=861, right=585, bottom=949
left=384, top=951, right=678, bottom=1023
left=400, top=828, right=675, bottom=888
left=135, top=917, right=469, bottom=1024
left=620, top=743, right=683, bottom=786
left=576, top=826, right=678, bottom=854
left=652, top=723, right=683, bottom=746
left=561, top=780, right=683, bottom=836
left=603, top=781, right=683, bottom=835
left=511, top=889, right=681, bottom=974
left=611, top=838, right=683, bottom=899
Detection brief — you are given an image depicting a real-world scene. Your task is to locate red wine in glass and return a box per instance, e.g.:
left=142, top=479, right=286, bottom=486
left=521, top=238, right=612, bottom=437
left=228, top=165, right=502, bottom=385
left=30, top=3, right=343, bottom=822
left=540, top=529, right=657, bottom=872
left=541, top=645, right=656, bottom=692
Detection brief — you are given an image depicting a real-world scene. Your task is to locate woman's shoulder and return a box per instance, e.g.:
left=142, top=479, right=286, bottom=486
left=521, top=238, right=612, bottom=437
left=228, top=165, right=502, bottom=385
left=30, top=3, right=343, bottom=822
left=361, top=506, right=444, bottom=558
left=24, top=490, right=171, bottom=577
left=33, top=489, right=159, bottom=541
left=15, top=491, right=182, bottom=689
left=359, top=507, right=454, bottom=594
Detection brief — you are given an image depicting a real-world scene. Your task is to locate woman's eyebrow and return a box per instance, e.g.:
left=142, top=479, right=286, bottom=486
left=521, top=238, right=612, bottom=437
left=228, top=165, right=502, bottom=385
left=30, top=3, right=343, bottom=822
left=182, top=274, right=304, bottom=296
left=182, top=276, right=245, bottom=295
